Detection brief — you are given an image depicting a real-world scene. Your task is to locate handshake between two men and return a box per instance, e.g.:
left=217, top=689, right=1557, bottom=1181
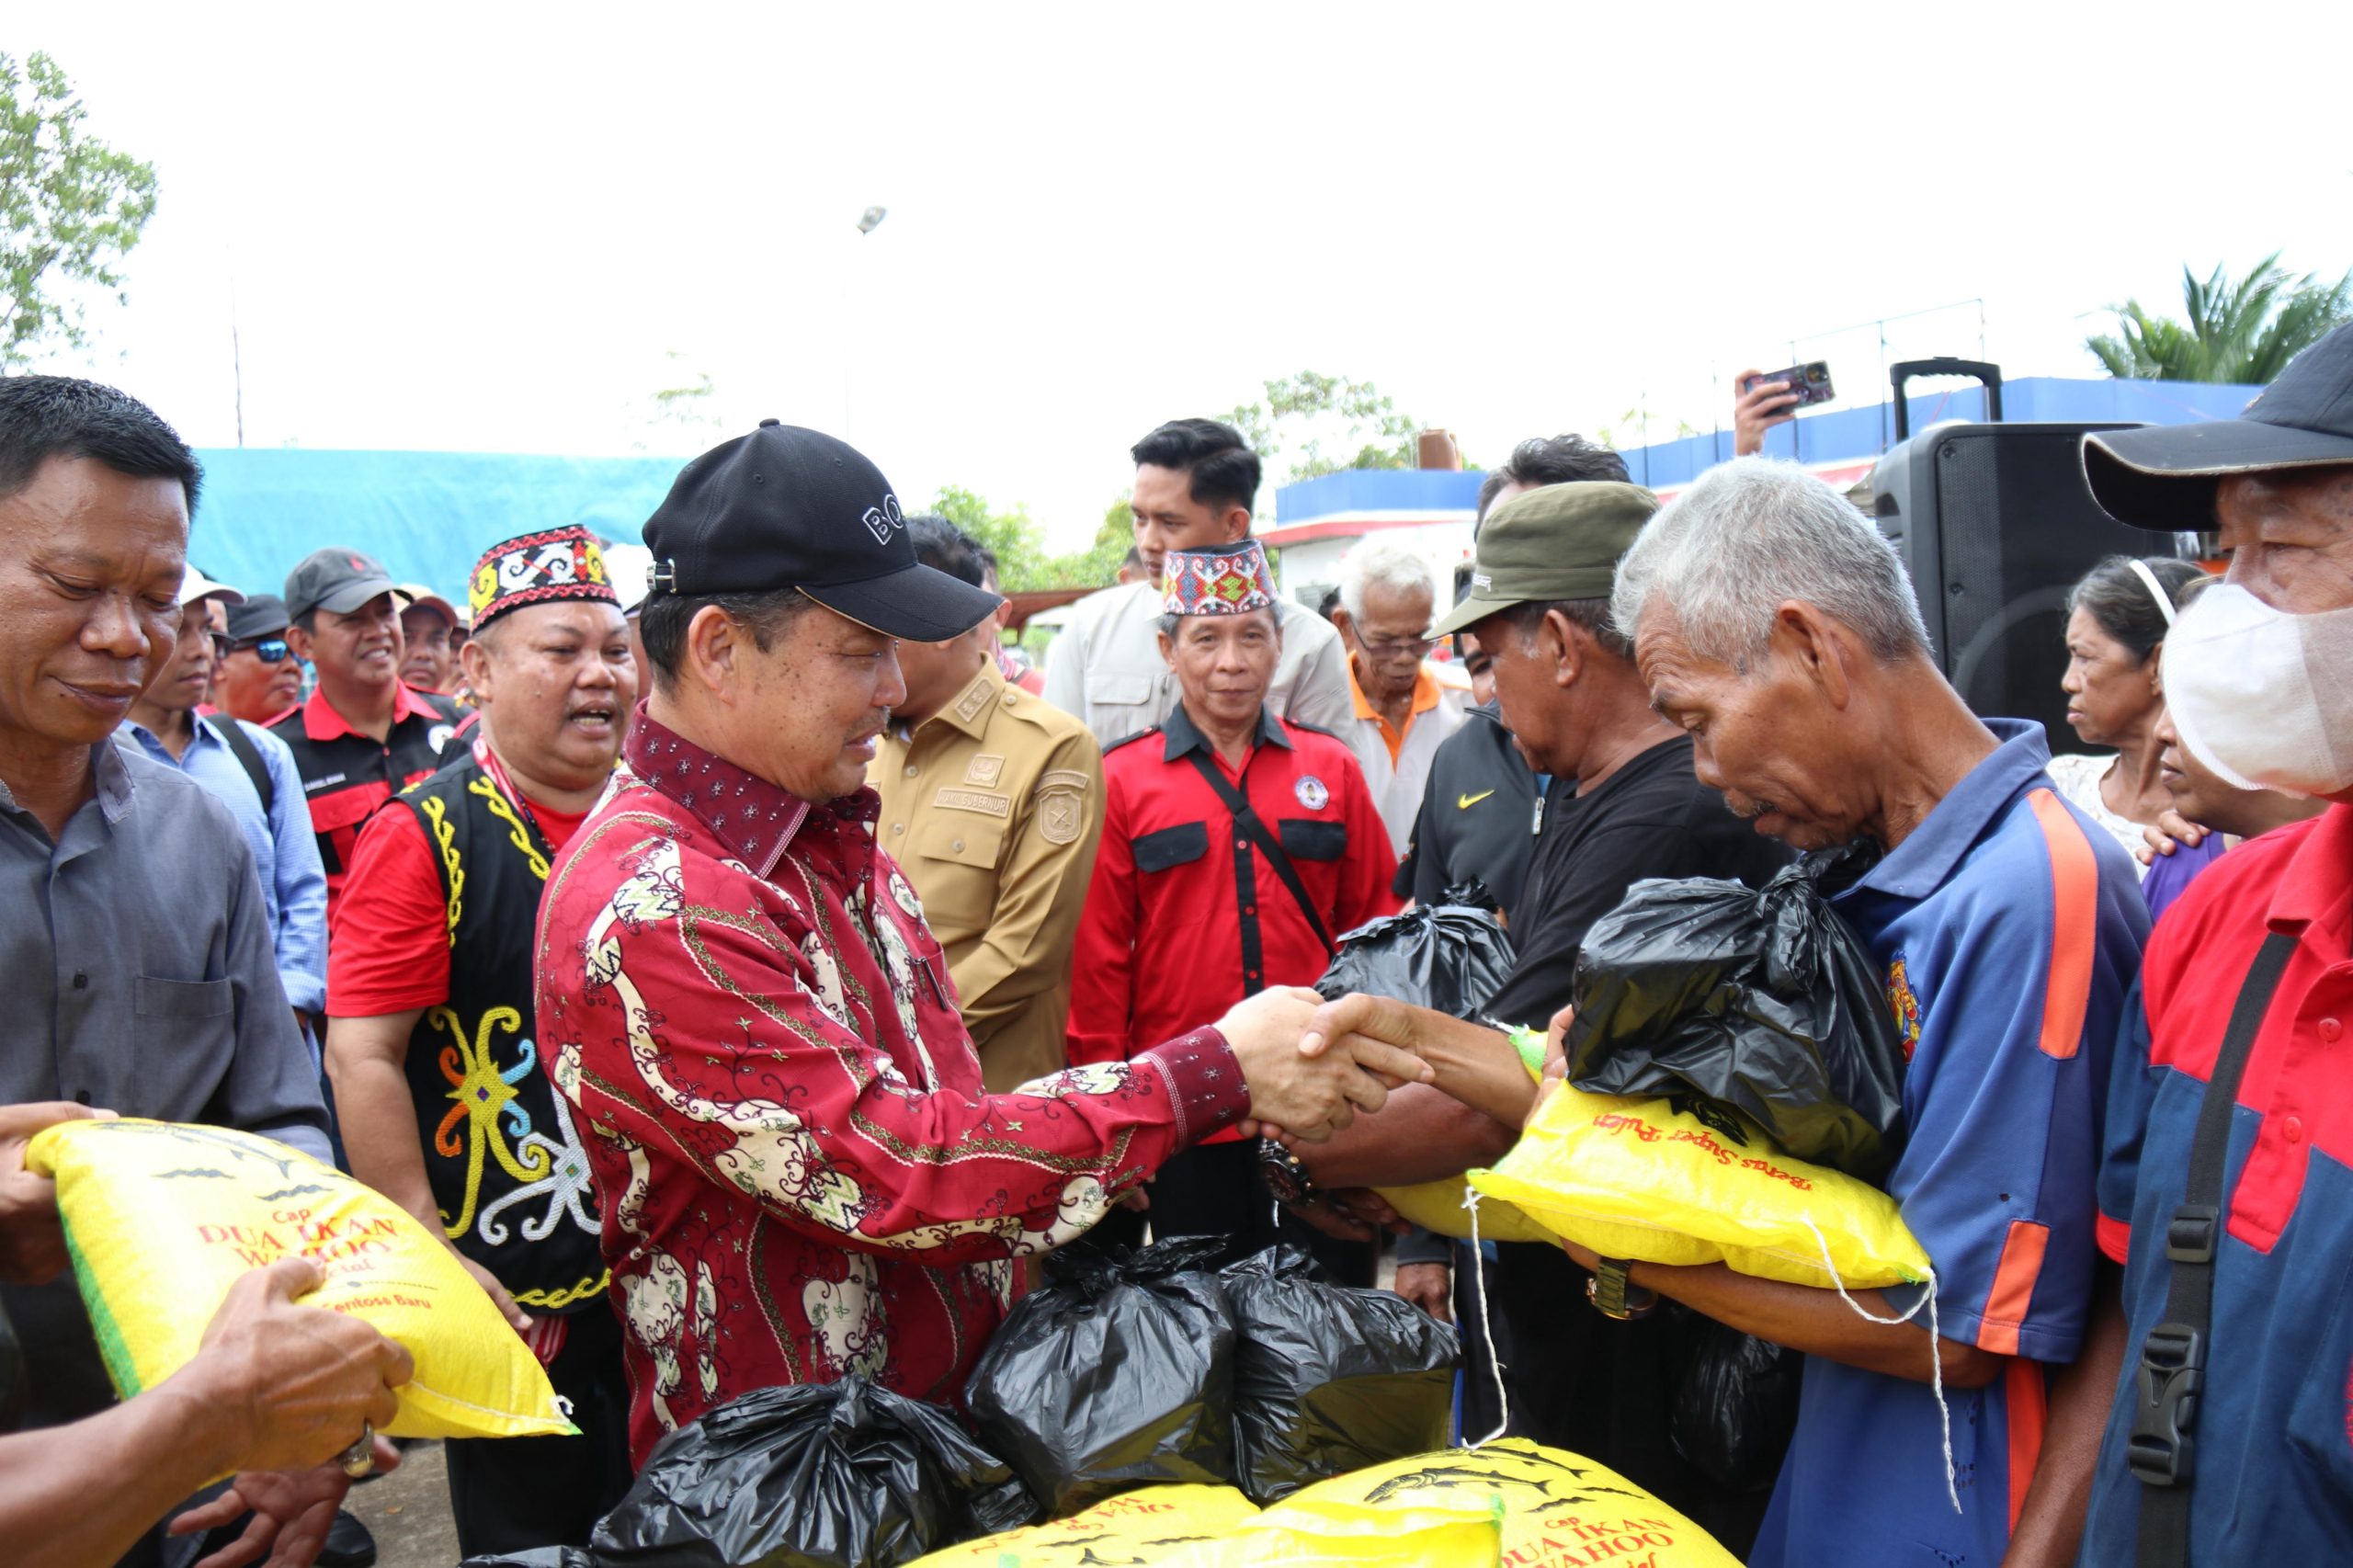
left=1205, top=987, right=1548, bottom=1152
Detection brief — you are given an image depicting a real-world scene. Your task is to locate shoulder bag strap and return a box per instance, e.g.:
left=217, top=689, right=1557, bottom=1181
left=2131, top=928, right=2297, bottom=1567
left=1181, top=749, right=1335, bottom=957
left=205, top=715, right=275, bottom=817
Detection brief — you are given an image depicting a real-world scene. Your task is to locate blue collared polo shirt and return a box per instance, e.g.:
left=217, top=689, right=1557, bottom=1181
left=1750, top=719, right=2149, bottom=1567
left=2084, top=804, right=2353, bottom=1562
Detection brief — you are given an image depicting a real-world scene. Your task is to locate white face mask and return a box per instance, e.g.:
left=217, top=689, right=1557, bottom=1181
left=2161, top=582, right=2353, bottom=799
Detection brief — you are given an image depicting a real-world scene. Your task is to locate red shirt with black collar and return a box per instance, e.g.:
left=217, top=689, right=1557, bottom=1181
left=267, top=683, right=461, bottom=916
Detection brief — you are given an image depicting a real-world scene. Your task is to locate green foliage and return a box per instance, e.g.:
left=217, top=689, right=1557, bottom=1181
left=925, top=486, right=1134, bottom=592
left=2086, top=253, right=2353, bottom=384
left=1, top=51, right=158, bottom=365
left=1226, top=370, right=1428, bottom=483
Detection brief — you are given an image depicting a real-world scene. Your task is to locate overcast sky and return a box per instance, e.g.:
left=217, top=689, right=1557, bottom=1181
left=19, top=3, right=2353, bottom=549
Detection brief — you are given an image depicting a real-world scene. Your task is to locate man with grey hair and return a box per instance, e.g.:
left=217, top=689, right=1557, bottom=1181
left=1330, top=538, right=1463, bottom=854
left=1604, top=456, right=2148, bottom=1568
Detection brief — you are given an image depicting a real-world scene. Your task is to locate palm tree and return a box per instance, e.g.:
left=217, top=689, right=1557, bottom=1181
left=2086, top=253, right=2351, bottom=383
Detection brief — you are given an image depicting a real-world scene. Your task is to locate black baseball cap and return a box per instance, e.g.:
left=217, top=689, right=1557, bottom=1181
left=2083, top=322, right=2353, bottom=531
left=642, top=421, right=1000, bottom=642
left=284, top=548, right=400, bottom=620
left=224, top=593, right=290, bottom=642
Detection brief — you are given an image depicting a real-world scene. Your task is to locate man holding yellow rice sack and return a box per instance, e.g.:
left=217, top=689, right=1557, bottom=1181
left=1308, top=459, right=2148, bottom=1568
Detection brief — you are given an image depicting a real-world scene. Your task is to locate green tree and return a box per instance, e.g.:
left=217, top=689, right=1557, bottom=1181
left=2086, top=253, right=2352, bottom=384
left=1, top=51, right=159, bottom=365
left=1226, top=370, right=1427, bottom=484
left=924, top=486, right=1132, bottom=592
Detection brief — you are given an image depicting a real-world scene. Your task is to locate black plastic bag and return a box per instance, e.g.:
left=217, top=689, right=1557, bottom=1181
left=1315, top=881, right=1518, bottom=1019
left=1221, top=1244, right=1460, bottom=1503
left=582, top=1377, right=1031, bottom=1568
left=1669, top=1317, right=1805, bottom=1493
left=964, top=1234, right=1238, bottom=1517
left=1564, top=846, right=1904, bottom=1179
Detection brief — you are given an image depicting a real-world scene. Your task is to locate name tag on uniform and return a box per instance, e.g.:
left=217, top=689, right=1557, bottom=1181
left=934, top=788, right=1011, bottom=819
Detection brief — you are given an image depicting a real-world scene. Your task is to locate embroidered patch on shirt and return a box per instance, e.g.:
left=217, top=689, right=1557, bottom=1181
left=934, top=788, right=1011, bottom=819
left=1038, top=790, right=1084, bottom=846
left=1294, top=775, right=1329, bottom=811
left=963, top=755, right=1006, bottom=788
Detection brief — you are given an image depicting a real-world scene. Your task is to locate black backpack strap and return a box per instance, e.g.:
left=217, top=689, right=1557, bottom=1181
left=206, top=715, right=275, bottom=817
left=1180, top=749, right=1335, bottom=956
left=2131, top=928, right=2296, bottom=1567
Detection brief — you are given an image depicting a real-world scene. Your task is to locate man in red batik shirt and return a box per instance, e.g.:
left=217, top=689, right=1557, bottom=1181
left=532, top=423, right=1430, bottom=1465
left=1069, top=540, right=1399, bottom=1273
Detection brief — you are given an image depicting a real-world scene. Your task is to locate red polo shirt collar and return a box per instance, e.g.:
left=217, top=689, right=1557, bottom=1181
left=620, top=704, right=821, bottom=877
left=299, top=681, right=443, bottom=744
left=2266, top=801, right=2353, bottom=937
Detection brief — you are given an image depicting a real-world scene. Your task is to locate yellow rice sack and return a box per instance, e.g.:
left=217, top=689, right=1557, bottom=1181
left=26, top=1118, right=574, bottom=1440
left=1374, top=1177, right=1556, bottom=1245
left=1283, top=1439, right=1742, bottom=1568
left=1467, top=1083, right=1932, bottom=1290
left=906, top=1485, right=1260, bottom=1564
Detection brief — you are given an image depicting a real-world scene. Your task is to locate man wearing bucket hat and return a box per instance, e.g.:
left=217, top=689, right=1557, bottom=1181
left=327, top=525, right=635, bottom=1554
left=2066, top=324, right=2353, bottom=1565
left=533, top=423, right=1433, bottom=1464
left=268, top=548, right=462, bottom=915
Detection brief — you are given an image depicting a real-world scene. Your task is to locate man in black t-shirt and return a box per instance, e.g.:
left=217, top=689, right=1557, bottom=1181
left=1284, top=482, right=1790, bottom=1553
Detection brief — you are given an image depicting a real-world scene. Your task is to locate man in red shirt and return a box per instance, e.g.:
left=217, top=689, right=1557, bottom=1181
left=1069, top=540, right=1400, bottom=1267
left=325, top=525, right=635, bottom=1555
left=533, top=423, right=1427, bottom=1467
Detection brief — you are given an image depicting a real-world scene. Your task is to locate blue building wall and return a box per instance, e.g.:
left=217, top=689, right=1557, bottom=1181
left=188, top=448, right=685, bottom=604
left=1274, top=376, right=2264, bottom=521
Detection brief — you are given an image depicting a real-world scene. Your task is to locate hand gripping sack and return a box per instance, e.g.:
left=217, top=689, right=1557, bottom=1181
left=1219, top=1244, right=1458, bottom=1503
left=965, top=1235, right=1238, bottom=1517
left=1467, top=1084, right=1933, bottom=1290
left=25, top=1118, right=571, bottom=1441
left=1279, top=1438, right=1742, bottom=1568
left=1312, top=884, right=1551, bottom=1244
left=585, top=1378, right=1031, bottom=1568
left=1564, top=846, right=1906, bottom=1180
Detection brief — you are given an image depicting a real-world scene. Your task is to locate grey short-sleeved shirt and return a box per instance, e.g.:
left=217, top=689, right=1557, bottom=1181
left=0, top=740, right=329, bottom=1443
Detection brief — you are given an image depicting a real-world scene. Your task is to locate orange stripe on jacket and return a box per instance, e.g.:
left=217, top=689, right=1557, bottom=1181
left=2026, top=789, right=2097, bottom=1059
left=1979, top=1218, right=2052, bottom=1357
left=2006, top=1358, right=2050, bottom=1531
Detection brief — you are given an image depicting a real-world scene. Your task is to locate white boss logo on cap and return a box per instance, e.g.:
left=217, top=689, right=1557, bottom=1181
left=863, top=494, right=907, bottom=546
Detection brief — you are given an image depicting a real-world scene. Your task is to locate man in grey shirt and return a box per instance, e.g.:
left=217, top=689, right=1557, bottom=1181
left=0, top=377, right=334, bottom=1566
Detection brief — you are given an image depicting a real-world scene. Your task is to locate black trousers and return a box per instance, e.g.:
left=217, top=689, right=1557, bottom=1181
left=444, top=1302, right=634, bottom=1558
left=1089, top=1141, right=1377, bottom=1286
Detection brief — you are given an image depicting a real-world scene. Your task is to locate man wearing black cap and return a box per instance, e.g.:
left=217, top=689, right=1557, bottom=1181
left=2061, top=324, right=2353, bottom=1567
left=535, top=422, right=1431, bottom=1466
left=269, top=549, right=461, bottom=915
left=217, top=592, right=307, bottom=725
left=327, top=526, right=633, bottom=1555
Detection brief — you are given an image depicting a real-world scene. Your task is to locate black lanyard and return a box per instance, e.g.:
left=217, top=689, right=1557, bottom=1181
left=1182, top=749, right=1335, bottom=957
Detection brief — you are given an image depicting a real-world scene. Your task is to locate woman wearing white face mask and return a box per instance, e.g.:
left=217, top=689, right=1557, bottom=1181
left=2047, top=553, right=2203, bottom=875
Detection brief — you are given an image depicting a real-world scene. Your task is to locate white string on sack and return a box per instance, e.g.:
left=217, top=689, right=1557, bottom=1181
left=1802, top=1214, right=1960, bottom=1515
left=1459, top=1187, right=1511, bottom=1448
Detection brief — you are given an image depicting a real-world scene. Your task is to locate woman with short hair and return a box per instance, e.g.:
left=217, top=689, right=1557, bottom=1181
left=2049, top=553, right=2201, bottom=875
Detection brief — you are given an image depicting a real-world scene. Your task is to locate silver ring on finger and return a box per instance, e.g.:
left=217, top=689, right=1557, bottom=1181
left=337, top=1422, right=375, bottom=1479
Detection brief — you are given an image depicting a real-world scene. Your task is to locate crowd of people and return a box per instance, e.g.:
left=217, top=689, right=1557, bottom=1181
left=1, top=322, right=2349, bottom=1568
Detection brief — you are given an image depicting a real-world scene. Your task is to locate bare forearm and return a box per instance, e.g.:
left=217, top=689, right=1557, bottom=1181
left=324, top=1028, right=440, bottom=1231
left=1293, top=1084, right=1518, bottom=1187
left=0, top=1381, right=233, bottom=1568
left=2002, top=1266, right=2126, bottom=1568
left=1413, top=1015, right=1540, bottom=1125
left=1633, top=1257, right=2005, bottom=1389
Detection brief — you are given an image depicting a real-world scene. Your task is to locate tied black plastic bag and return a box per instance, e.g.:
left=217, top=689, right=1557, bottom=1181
left=964, top=1234, right=1238, bottom=1517
left=579, top=1378, right=1030, bottom=1568
left=1669, top=1316, right=1805, bottom=1493
left=1222, top=1244, right=1460, bottom=1503
left=1564, top=845, right=1904, bottom=1180
left=1314, top=881, right=1517, bottom=1019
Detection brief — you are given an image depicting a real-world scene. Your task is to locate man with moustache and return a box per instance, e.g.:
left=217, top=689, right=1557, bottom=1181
left=325, top=526, right=634, bottom=1554
left=0, top=376, right=338, bottom=1566
left=215, top=593, right=307, bottom=724
left=268, top=549, right=462, bottom=916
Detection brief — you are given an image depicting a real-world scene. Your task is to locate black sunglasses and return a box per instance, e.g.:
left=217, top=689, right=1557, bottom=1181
left=233, top=637, right=293, bottom=665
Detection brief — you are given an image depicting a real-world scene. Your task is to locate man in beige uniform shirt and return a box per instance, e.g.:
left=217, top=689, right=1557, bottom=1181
left=875, top=516, right=1105, bottom=1090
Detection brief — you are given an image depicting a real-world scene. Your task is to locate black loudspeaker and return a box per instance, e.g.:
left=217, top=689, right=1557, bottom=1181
left=1871, top=420, right=2154, bottom=747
